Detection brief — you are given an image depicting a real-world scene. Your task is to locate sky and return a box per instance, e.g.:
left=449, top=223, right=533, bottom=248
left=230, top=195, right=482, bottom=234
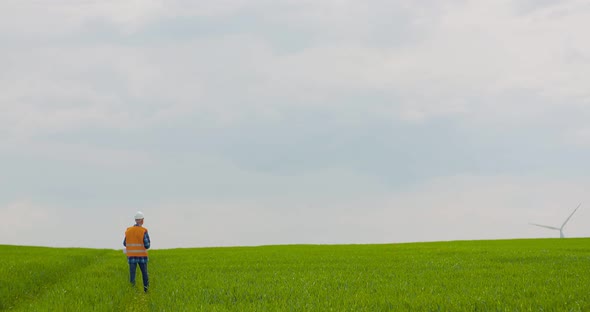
left=1, top=0, right=590, bottom=249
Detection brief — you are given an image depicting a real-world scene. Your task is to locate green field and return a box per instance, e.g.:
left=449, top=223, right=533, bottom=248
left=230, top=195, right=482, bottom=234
left=1, top=239, right=589, bottom=311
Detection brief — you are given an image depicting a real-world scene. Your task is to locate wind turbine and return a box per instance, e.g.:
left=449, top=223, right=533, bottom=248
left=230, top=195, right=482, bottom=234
left=529, top=203, right=581, bottom=238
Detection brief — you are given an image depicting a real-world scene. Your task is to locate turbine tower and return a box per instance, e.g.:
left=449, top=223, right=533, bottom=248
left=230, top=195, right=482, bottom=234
left=530, top=203, right=581, bottom=238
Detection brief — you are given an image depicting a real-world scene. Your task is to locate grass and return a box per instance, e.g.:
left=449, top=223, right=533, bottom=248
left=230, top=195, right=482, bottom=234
left=1, top=238, right=590, bottom=311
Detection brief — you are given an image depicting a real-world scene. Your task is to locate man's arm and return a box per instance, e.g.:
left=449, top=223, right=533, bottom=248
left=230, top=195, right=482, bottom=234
left=144, top=231, right=151, bottom=250
left=123, top=237, right=126, bottom=247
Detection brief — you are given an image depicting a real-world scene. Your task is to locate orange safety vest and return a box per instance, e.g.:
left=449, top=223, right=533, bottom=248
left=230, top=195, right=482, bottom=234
left=125, top=226, right=148, bottom=257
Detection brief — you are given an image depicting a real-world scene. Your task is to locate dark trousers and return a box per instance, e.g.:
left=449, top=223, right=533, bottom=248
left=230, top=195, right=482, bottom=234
left=129, top=262, right=149, bottom=292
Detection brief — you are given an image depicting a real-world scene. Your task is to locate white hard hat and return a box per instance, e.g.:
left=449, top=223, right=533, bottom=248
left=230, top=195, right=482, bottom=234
left=134, top=211, right=144, bottom=220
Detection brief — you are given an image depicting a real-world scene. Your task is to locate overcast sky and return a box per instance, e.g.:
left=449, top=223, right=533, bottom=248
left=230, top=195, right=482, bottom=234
left=2, top=0, right=590, bottom=249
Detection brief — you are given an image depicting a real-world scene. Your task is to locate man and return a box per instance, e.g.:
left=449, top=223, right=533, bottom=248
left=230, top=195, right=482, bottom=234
left=123, top=211, right=151, bottom=292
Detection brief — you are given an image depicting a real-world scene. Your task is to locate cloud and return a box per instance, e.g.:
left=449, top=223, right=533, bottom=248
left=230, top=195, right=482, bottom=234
left=0, top=0, right=166, bottom=38
left=1, top=158, right=588, bottom=248
left=135, top=174, right=590, bottom=248
left=3, top=0, right=590, bottom=136
left=0, top=199, right=137, bottom=248
left=1, top=1, right=590, bottom=248
left=0, top=201, right=59, bottom=246
left=379, top=0, right=590, bottom=121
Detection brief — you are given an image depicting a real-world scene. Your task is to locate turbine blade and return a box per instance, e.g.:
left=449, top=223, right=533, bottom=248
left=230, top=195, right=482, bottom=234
left=561, top=203, right=581, bottom=229
left=529, top=223, right=560, bottom=230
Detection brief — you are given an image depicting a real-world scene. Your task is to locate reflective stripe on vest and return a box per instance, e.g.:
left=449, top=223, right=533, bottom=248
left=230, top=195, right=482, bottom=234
left=125, top=226, right=148, bottom=257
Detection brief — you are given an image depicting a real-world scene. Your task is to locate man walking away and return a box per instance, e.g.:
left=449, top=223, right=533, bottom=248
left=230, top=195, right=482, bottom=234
left=123, top=211, right=150, bottom=292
